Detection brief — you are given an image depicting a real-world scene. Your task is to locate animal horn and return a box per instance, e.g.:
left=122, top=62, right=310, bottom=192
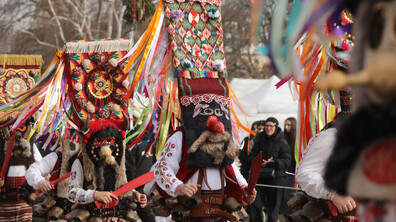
left=81, top=114, right=91, bottom=133
left=122, top=111, right=130, bottom=131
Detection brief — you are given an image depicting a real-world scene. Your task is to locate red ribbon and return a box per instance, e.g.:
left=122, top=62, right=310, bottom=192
left=95, top=171, right=155, bottom=208
left=51, top=172, right=71, bottom=187
left=0, top=132, right=16, bottom=192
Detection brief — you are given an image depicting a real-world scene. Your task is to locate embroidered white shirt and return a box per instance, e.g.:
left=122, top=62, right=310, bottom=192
left=153, top=131, right=247, bottom=197
left=295, top=128, right=337, bottom=200
left=67, top=159, right=95, bottom=204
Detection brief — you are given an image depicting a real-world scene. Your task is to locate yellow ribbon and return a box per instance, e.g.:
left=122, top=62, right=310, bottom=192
left=125, top=0, right=164, bottom=101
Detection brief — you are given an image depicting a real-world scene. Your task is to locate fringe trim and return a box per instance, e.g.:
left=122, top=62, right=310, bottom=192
left=64, top=39, right=134, bottom=54
left=0, top=55, right=44, bottom=66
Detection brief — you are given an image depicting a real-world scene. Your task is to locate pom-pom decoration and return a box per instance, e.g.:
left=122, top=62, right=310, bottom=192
left=171, top=10, right=183, bottom=22
left=108, top=58, right=118, bottom=67
left=122, top=80, right=129, bottom=88
left=82, top=59, right=91, bottom=69
left=111, top=104, right=120, bottom=112
left=207, top=9, right=220, bottom=20
left=212, top=60, right=225, bottom=71
left=74, top=83, right=83, bottom=91
left=181, top=59, right=193, bottom=70
left=86, top=104, right=96, bottom=114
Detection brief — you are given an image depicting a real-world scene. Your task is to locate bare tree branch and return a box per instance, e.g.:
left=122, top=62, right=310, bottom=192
left=84, top=1, right=94, bottom=40
left=17, top=28, right=57, bottom=49
left=106, top=2, right=115, bottom=39
left=66, top=0, right=83, bottom=17
left=47, top=0, right=66, bottom=42
left=113, top=3, right=126, bottom=38
left=51, top=16, right=84, bottom=38
left=96, top=0, right=104, bottom=37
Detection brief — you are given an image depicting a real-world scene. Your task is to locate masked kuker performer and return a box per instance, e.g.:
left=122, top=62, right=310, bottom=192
left=67, top=115, right=148, bottom=221
left=25, top=134, right=81, bottom=220
left=49, top=39, right=149, bottom=221
left=147, top=77, right=256, bottom=222
left=0, top=54, right=44, bottom=221
left=0, top=117, right=43, bottom=222
left=317, top=0, right=396, bottom=220
left=124, top=0, right=256, bottom=220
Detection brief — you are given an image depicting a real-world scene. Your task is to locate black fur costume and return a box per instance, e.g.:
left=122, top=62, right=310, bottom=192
left=81, top=127, right=129, bottom=195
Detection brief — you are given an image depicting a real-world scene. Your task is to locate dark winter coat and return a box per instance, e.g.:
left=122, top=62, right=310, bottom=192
left=248, top=127, right=291, bottom=178
left=239, top=135, right=254, bottom=180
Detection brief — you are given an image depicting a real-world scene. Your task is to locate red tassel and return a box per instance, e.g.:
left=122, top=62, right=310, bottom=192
left=121, top=130, right=126, bottom=139
left=85, top=133, right=91, bottom=139
left=84, top=139, right=88, bottom=144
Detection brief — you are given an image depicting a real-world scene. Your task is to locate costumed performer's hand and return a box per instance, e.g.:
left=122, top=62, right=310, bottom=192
left=0, top=177, right=4, bottom=187
left=178, top=183, right=201, bottom=197
left=94, top=191, right=118, bottom=204
left=332, top=193, right=357, bottom=214
left=38, top=179, right=53, bottom=193
left=44, top=173, right=51, bottom=181
left=241, top=185, right=256, bottom=204
left=133, top=191, right=147, bottom=208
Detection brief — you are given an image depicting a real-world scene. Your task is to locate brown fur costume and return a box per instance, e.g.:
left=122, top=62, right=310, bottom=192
left=81, top=134, right=131, bottom=198
left=1, top=119, right=36, bottom=168
left=57, top=138, right=81, bottom=198
left=188, top=131, right=238, bottom=164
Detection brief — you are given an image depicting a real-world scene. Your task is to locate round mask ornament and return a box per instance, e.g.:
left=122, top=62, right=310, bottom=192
left=6, top=78, right=28, bottom=98
left=86, top=69, right=114, bottom=106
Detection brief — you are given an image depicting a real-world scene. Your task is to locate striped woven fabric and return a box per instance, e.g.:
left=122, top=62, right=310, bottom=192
left=2, top=176, right=27, bottom=203
left=0, top=202, right=32, bottom=222
left=4, top=176, right=26, bottom=188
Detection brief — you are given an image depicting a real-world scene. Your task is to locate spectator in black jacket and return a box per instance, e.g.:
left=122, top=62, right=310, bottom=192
left=247, top=117, right=291, bottom=222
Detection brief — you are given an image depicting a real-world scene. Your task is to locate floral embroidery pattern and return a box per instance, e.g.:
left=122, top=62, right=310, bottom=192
left=77, top=194, right=87, bottom=203
left=156, top=141, right=178, bottom=188
left=69, top=191, right=77, bottom=201
left=180, top=93, right=230, bottom=108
